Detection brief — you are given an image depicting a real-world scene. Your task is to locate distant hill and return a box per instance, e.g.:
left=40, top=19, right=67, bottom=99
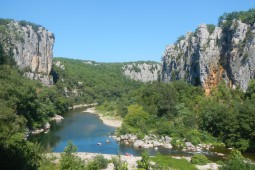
left=52, top=57, right=153, bottom=104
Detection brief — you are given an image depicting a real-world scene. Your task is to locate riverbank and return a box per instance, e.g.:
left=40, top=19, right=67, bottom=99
left=69, top=103, right=98, bottom=110
left=46, top=152, right=220, bottom=170
left=46, top=152, right=140, bottom=170
left=84, top=107, right=122, bottom=128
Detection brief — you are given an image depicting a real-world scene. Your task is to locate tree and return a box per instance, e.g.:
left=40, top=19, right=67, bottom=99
left=0, top=133, right=41, bottom=170
left=137, top=151, right=150, bottom=170
left=59, top=141, right=85, bottom=170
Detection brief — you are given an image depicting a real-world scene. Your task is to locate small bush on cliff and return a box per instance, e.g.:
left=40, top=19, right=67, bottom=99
left=206, top=24, right=216, bottom=34
left=175, top=35, right=185, bottom=44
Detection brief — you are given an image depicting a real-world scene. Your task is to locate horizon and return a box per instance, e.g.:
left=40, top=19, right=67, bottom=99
left=1, top=0, right=254, bottom=62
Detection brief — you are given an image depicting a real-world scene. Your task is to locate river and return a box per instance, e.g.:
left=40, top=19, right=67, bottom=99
left=29, top=110, right=255, bottom=161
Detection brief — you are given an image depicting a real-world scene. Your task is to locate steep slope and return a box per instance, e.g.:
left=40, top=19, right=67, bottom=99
left=161, top=9, right=255, bottom=94
left=0, top=19, right=54, bottom=85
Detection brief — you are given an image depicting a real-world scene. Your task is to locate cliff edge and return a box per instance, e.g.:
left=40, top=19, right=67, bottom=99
left=161, top=9, right=255, bottom=94
left=0, top=19, right=55, bottom=85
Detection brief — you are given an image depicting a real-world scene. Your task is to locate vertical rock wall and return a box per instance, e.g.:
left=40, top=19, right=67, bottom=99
left=162, top=20, right=255, bottom=93
left=0, top=20, right=55, bottom=85
left=123, top=63, right=161, bottom=82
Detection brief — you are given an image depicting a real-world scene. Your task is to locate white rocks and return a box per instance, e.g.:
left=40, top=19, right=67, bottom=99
left=152, top=141, right=163, bottom=147
left=143, top=143, right=153, bottom=148
left=185, top=142, right=194, bottom=148
left=44, top=122, right=51, bottom=129
left=196, top=163, right=220, bottom=170
left=116, top=137, right=121, bottom=142
left=115, top=134, right=174, bottom=149
left=54, top=61, right=65, bottom=70
left=122, top=63, right=162, bottom=82
left=50, top=114, right=64, bottom=121
left=134, top=140, right=144, bottom=148
left=164, top=143, right=173, bottom=149
left=30, top=129, right=44, bottom=135
left=165, top=136, right=172, bottom=143
left=30, top=121, right=53, bottom=135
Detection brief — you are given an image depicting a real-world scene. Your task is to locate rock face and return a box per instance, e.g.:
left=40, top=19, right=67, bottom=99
left=162, top=20, right=255, bottom=94
left=123, top=63, right=161, bottom=82
left=0, top=19, right=55, bottom=85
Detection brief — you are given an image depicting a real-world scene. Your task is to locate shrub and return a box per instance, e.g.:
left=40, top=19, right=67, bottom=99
left=207, top=24, right=216, bottom=34
left=137, top=151, right=150, bottom=170
left=112, top=155, right=128, bottom=170
left=150, top=154, right=197, bottom=170
left=85, top=155, right=108, bottom=170
left=59, top=141, right=85, bottom=170
left=220, top=149, right=255, bottom=170
left=190, top=154, right=210, bottom=165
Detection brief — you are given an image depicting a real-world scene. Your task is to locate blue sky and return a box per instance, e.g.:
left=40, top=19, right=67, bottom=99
left=1, top=0, right=254, bottom=62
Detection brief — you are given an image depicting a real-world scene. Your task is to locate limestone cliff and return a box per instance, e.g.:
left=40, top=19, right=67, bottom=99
left=123, top=62, right=161, bottom=82
left=162, top=18, right=255, bottom=94
left=0, top=19, right=55, bottom=85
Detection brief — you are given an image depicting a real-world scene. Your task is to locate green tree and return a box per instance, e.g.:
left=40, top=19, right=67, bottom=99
left=137, top=151, right=150, bottom=170
left=59, top=141, right=85, bottom=170
left=0, top=134, right=41, bottom=170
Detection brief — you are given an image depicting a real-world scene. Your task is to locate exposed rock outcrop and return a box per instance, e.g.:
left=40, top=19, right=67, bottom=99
left=162, top=20, right=255, bottom=94
left=0, top=19, right=55, bottom=85
left=123, top=62, right=161, bottom=82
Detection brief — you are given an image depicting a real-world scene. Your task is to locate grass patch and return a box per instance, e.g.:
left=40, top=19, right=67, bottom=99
left=150, top=154, right=198, bottom=170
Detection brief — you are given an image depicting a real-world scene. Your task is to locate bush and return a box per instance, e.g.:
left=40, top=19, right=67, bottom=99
left=207, top=24, right=216, bottom=34
left=190, top=154, right=210, bottom=165
left=137, top=151, right=150, bottom=170
left=112, top=155, right=128, bottom=170
left=220, top=149, right=255, bottom=170
left=59, top=141, right=85, bottom=170
left=150, top=154, right=197, bottom=170
left=87, top=155, right=108, bottom=169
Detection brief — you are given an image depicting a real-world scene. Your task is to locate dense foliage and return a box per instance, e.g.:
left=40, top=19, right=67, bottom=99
left=190, top=154, right=211, bottom=165
left=52, top=57, right=142, bottom=104
left=41, top=141, right=110, bottom=170
left=0, top=45, right=70, bottom=169
left=59, top=141, right=85, bottom=170
left=218, top=8, right=255, bottom=27
left=220, top=150, right=255, bottom=170
left=108, top=80, right=255, bottom=152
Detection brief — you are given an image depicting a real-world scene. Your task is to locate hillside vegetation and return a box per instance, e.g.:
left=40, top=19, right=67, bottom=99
left=52, top=57, right=142, bottom=104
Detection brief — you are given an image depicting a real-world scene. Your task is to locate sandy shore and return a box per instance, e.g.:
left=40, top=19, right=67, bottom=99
left=46, top=152, right=140, bottom=170
left=69, top=103, right=98, bottom=110
left=84, top=107, right=122, bottom=128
